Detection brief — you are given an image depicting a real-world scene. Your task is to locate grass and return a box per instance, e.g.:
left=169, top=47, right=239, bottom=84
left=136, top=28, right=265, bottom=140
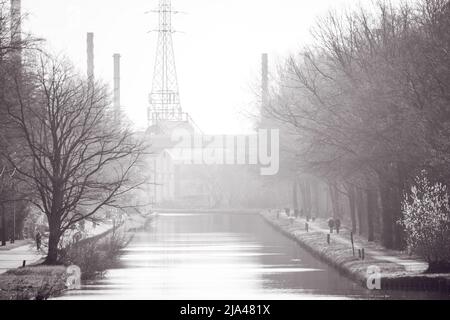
left=0, top=266, right=67, bottom=300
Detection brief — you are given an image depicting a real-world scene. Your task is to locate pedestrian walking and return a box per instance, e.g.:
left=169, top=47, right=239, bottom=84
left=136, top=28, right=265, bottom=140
left=285, top=208, right=290, bottom=217
left=335, top=218, right=341, bottom=234
left=328, top=218, right=335, bottom=234
left=35, top=232, right=42, bottom=251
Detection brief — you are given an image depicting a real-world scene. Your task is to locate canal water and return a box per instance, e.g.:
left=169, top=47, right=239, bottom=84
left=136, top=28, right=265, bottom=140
left=58, top=213, right=448, bottom=300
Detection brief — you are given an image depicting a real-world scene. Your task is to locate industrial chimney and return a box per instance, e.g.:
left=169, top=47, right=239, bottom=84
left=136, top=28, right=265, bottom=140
left=261, top=53, right=269, bottom=117
left=113, top=53, right=121, bottom=121
left=87, top=32, right=94, bottom=80
left=10, top=0, right=22, bottom=63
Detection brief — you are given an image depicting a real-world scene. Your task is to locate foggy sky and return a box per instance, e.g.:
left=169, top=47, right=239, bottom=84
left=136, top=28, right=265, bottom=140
left=22, top=0, right=377, bottom=134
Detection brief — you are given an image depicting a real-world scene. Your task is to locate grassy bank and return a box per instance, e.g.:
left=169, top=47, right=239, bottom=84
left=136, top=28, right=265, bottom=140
left=0, top=266, right=67, bottom=300
left=0, top=228, right=128, bottom=300
left=261, top=210, right=450, bottom=294
left=0, top=215, right=150, bottom=300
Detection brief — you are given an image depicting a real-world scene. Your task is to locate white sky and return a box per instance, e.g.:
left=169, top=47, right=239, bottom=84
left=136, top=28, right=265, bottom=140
left=22, top=0, right=371, bottom=134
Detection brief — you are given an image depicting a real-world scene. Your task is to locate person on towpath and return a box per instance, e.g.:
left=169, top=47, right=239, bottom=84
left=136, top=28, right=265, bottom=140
left=328, top=218, right=335, bottom=234
left=35, top=232, right=42, bottom=251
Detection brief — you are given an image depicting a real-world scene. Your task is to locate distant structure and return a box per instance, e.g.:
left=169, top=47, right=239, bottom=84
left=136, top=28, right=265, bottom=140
left=148, top=0, right=184, bottom=126
left=113, top=53, right=121, bottom=122
left=261, top=54, right=269, bottom=111
left=260, top=53, right=269, bottom=125
left=145, top=0, right=207, bottom=206
left=87, top=32, right=94, bottom=80
left=10, top=0, right=22, bottom=64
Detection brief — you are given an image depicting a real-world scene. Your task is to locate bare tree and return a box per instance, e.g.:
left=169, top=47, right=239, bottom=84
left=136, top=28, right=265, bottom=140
left=261, top=0, right=450, bottom=248
left=1, top=1, right=41, bottom=247
left=2, top=54, right=145, bottom=264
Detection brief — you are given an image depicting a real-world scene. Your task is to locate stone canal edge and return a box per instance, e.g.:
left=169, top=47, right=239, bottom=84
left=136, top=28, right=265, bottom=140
left=260, top=210, right=450, bottom=294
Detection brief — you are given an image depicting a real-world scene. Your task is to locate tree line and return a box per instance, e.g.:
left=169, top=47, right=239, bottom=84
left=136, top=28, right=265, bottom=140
left=0, top=1, right=147, bottom=264
left=261, top=0, right=450, bottom=259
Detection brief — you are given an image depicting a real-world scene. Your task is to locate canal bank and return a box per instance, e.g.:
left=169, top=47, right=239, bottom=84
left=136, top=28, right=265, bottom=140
left=260, top=210, right=450, bottom=295
left=0, top=213, right=154, bottom=300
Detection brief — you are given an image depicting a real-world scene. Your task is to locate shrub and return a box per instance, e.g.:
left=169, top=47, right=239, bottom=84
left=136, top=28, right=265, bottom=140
left=402, top=173, right=450, bottom=273
left=59, top=230, right=128, bottom=280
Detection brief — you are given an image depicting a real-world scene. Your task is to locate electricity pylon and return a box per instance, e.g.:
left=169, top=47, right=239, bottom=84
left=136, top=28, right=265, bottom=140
left=148, top=0, right=183, bottom=125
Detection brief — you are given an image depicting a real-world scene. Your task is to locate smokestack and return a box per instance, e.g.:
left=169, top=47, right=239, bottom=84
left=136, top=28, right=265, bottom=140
left=10, top=0, right=22, bottom=62
left=87, top=32, right=94, bottom=80
left=113, top=53, right=121, bottom=119
left=261, top=53, right=269, bottom=113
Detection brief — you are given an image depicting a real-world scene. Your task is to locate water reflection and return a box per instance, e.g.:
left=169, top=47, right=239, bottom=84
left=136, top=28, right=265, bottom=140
left=58, top=213, right=449, bottom=300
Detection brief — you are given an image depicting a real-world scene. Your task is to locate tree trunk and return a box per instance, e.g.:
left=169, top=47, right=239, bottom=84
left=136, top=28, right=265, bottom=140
left=293, top=180, right=299, bottom=214
left=394, top=163, right=407, bottom=250
left=366, top=188, right=376, bottom=242
left=391, top=185, right=406, bottom=250
left=329, top=183, right=340, bottom=219
left=299, top=180, right=306, bottom=216
left=347, top=185, right=357, bottom=234
left=312, top=180, right=320, bottom=218
left=1, top=204, right=6, bottom=246
left=303, top=180, right=312, bottom=218
left=45, top=222, right=61, bottom=265
left=356, top=188, right=366, bottom=236
left=379, top=180, right=394, bottom=249
left=45, top=189, right=63, bottom=265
